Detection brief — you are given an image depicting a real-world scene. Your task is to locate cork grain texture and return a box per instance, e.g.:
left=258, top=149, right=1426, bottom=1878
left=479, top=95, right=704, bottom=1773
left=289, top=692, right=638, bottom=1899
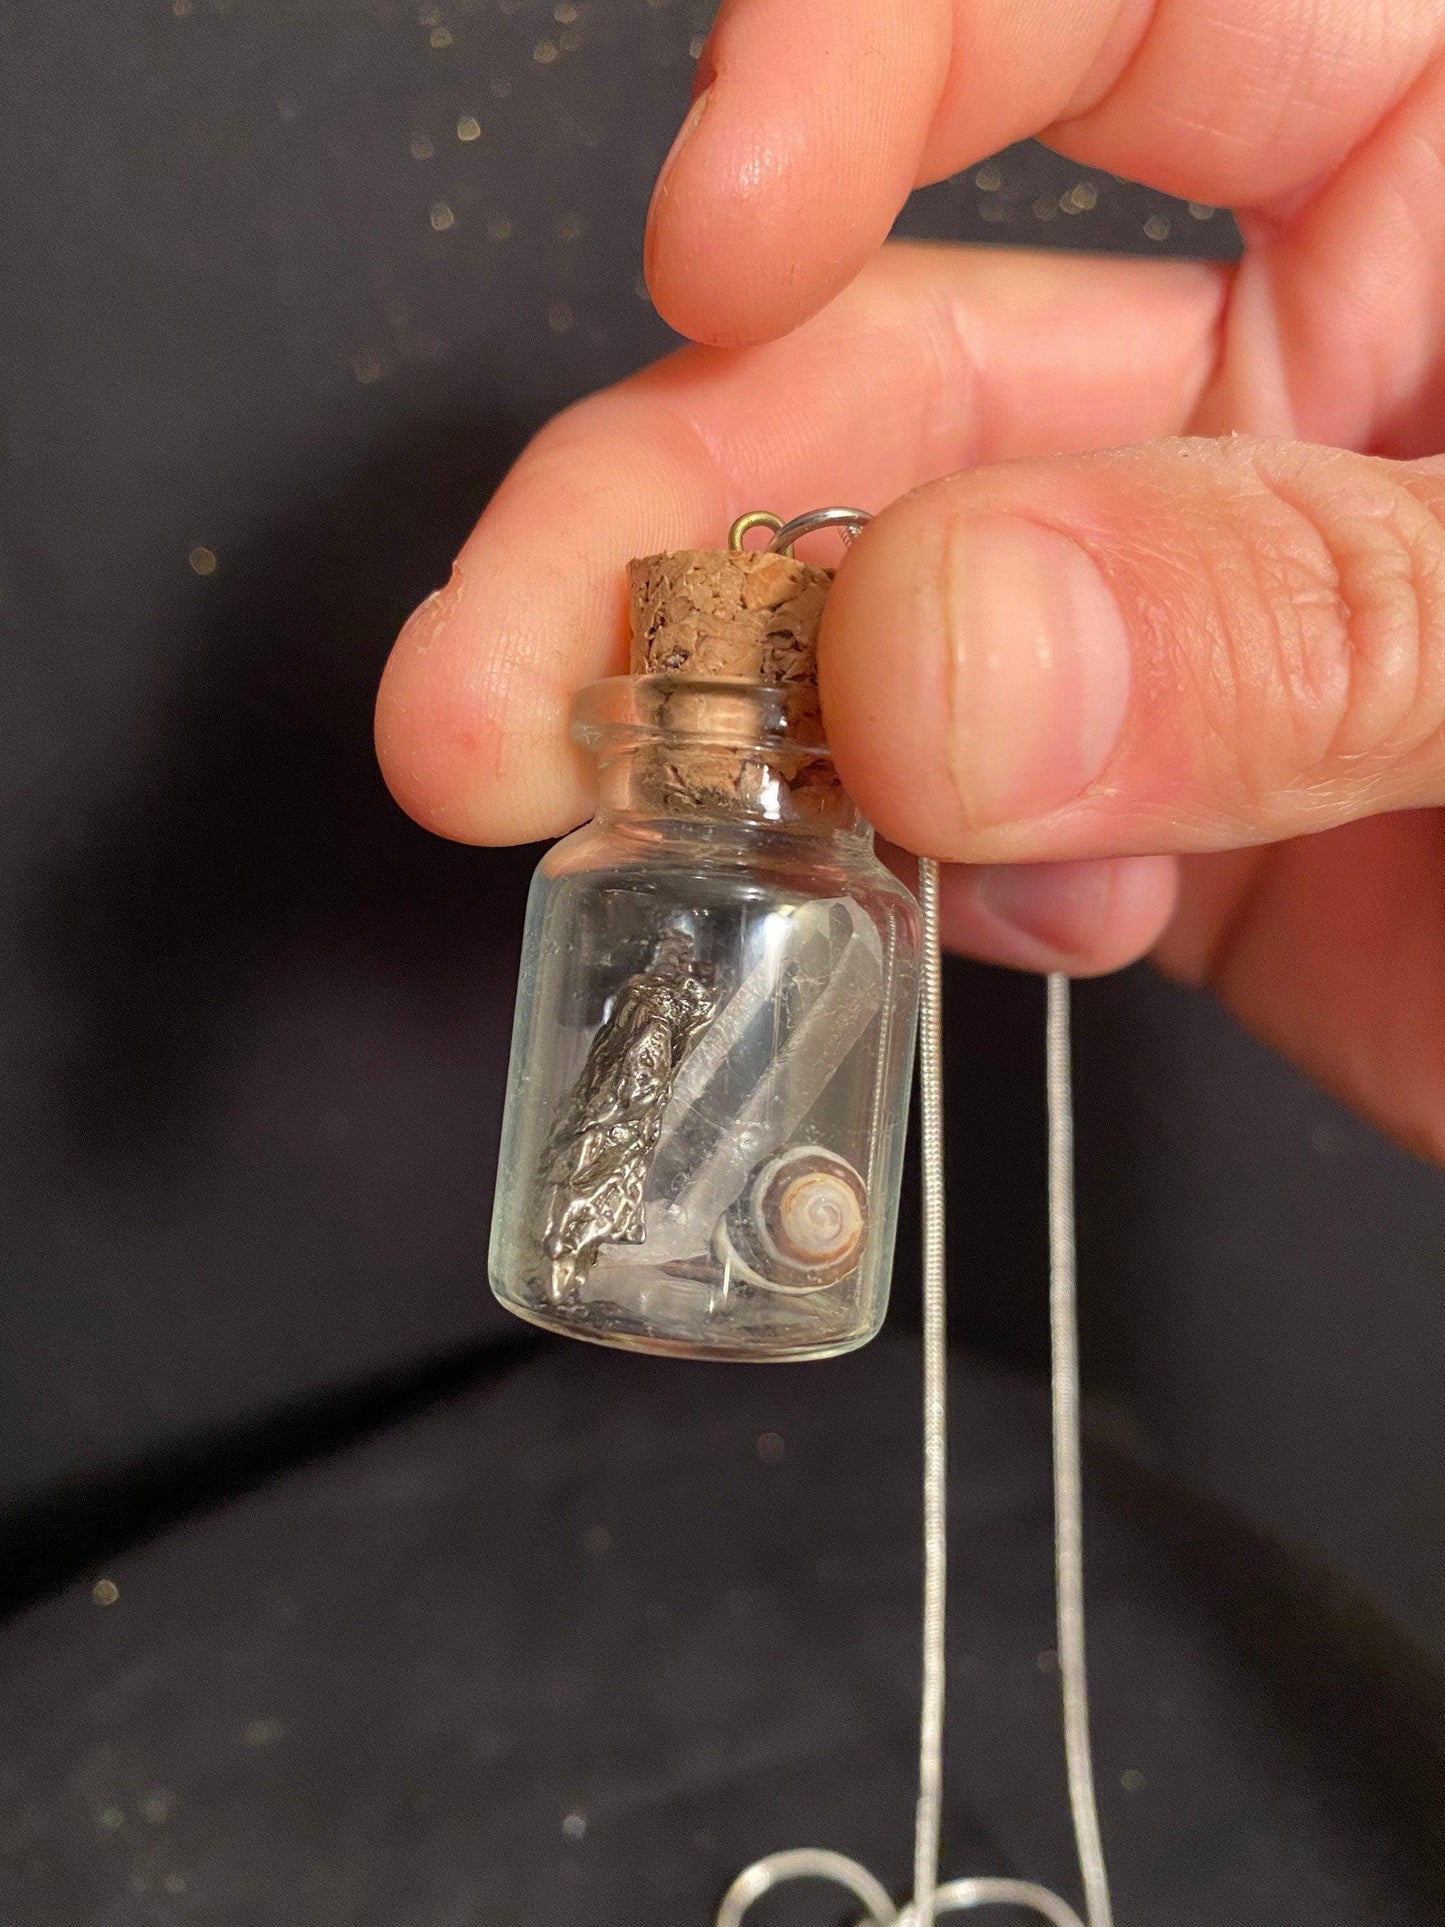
left=629, top=550, right=831, bottom=697
left=626, top=548, right=839, bottom=818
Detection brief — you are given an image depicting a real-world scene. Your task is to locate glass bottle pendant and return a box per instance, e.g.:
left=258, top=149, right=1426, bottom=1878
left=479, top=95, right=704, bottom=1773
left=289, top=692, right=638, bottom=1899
left=489, top=538, right=921, bottom=1360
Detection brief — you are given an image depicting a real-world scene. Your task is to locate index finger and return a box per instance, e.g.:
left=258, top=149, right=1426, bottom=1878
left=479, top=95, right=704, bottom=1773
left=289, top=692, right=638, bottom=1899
left=375, top=245, right=1220, bottom=845
left=648, top=0, right=1441, bottom=344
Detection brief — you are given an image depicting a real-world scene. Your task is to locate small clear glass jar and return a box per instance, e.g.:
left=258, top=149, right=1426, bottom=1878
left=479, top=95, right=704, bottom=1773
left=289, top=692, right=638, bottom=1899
left=489, top=674, right=920, bottom=1360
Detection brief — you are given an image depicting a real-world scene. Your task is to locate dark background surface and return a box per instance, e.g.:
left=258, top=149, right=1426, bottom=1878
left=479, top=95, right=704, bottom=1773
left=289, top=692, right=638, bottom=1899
left=1, top=3, right=1443, bottom=1922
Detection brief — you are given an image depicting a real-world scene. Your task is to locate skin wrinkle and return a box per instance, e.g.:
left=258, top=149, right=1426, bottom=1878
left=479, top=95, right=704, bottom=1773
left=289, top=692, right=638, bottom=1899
left=1293, top=486, right=1422, bottom=772
left=1225, top=471, right=1349, bottom=798
left=1405, top=511, right=1445, bottom=777
left=1257, top=458, right=1445, bottom=782
left=637, top=254, right=1001, bottom=508
left=1212, top=476, right=1429, bottom=821
left=915, top=274, right=985, bottom=478
left=1194, top=584, right=1250, bottom=811
left=911, top=436, right=1445, bottom=852
left=1222, top=8, right=1330, bottom=144
left=1058, top=0, right=1442, bottom=210
left=1156, top=105, right=1274, bottom=158
left=1268, top=36, right=1445, bottom=226
left=1151, top=517, right=1254, bottom=820
left=1049, top=451, right=1236, bottom=812
left=1090, top=443, right=1445, bottom=820
left=1057, top=20, right=1317, bottom=201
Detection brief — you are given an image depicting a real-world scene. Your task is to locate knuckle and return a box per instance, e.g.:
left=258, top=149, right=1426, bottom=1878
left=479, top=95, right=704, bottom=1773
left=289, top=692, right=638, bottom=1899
left=1189, top=443, right=1445, bottom=810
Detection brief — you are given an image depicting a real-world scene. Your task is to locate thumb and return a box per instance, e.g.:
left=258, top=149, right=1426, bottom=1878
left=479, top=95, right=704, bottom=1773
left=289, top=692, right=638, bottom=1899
left=822, top=436, right=1445, bottom=861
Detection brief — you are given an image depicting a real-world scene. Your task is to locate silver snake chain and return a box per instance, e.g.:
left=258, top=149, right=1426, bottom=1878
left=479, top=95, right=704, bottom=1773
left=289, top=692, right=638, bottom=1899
left=715, top=509, right=1114, bottom=1927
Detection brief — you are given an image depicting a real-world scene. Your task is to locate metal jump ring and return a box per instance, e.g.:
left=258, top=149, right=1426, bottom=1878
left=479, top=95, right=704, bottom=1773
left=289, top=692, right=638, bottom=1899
left=768, top=505, right=871, bottom=552
left=727, top=506, right=872, bottom=559
left=727, top=510, right=789, bottom=554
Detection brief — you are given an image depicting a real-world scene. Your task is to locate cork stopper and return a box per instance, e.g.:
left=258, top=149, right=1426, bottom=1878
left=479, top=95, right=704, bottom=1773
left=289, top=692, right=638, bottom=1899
left=628, top=548, right=832, bottom=724
left=623, top=548, right=841, bottom=822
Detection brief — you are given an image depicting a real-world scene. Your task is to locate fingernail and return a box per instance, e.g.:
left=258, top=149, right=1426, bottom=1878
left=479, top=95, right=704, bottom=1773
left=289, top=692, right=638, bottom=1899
left=971, top=859, right=1112, bottom=956
left=653, top=87, right=710, bottom=203
left=941, top=517, right=1131, bottom=827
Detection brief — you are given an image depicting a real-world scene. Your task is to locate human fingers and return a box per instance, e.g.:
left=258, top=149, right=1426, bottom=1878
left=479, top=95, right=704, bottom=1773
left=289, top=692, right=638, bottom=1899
left=885, top=850, right=1181, bottom=976
left=938, top=854, right=1179, bottom=976
left=376, top=245, right=1220, bottom=845
left=1155, top=816, right=1445, bottom=1164
left=647, top=0, right=1441, bottom=344
left=820, top=435, right=1445, bottom=862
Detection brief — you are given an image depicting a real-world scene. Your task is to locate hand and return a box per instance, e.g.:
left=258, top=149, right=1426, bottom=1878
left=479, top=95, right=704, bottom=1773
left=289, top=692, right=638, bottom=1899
left=376, top=0, right=1445, bottom=1164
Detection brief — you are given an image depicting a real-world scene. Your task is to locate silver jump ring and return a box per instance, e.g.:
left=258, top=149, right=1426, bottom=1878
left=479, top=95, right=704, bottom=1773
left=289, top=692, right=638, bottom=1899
left=769, top=505, right=871, bottom=553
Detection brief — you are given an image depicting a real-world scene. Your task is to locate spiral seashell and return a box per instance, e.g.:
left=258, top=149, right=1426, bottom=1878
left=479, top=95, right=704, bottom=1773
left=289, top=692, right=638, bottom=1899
left=715, top=1146, right=868, bottom=1293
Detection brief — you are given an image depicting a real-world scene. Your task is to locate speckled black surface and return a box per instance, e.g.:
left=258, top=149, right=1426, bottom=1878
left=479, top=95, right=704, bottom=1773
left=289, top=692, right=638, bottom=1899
left=3, top=1341, right=1442, bottom=1925
left=0, top=4, right=1442, bottom=1922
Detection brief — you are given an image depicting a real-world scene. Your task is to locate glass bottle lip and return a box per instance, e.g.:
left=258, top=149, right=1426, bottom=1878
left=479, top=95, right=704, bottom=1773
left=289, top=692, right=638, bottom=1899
left=571, top=674, right=831, bottom=762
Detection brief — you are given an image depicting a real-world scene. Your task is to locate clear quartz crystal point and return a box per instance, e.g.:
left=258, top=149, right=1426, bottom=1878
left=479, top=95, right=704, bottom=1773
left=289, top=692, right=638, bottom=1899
left=489, top=553, right=920, bottom=1361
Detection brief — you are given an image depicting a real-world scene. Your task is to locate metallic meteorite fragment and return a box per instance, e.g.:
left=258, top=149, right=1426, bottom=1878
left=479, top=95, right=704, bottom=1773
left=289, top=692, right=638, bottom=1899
left=537, top=928, right=715, bottom=1299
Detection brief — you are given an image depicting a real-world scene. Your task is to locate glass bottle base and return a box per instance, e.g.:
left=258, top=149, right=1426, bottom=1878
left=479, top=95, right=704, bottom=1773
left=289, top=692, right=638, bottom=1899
left=492, top=1263, right=880, bottom=1363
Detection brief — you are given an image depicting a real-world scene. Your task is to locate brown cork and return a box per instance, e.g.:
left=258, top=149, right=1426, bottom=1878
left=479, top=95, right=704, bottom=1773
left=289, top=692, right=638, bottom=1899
left=625, top=548, right=839, bottom=821
left=629, top=548, right=831, bottom=707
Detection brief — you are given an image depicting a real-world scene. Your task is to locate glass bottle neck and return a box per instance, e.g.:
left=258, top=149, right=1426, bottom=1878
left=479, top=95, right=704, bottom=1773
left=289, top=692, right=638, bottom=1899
left=575, top=675, right=870, bottom=842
